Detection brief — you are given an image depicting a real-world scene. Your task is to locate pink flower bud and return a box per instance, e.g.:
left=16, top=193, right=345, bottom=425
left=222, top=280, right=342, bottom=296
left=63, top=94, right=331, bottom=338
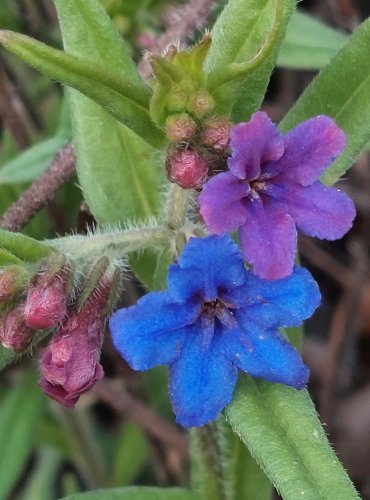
left=0, top=266, right=27, bottom=303
left=167, top=149, right=209, bottom=189
left=39, top=280, right=111, bottom=407
left=165, top=113, right=197, bottom=143
left=0, top=308, right=33, bottom=353
left=24, top=269, right=69, bottom=330
left=187, top=89, right=215, bottom=118
left=201, top=118, right=232, bottom=152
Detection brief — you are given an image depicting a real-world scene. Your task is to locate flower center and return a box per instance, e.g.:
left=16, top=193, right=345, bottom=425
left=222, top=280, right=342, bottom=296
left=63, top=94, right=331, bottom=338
left=201, top=298, right=236, bottom=328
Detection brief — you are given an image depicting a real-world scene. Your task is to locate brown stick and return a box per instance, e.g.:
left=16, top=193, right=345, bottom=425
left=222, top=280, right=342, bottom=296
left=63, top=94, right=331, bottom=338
left=0, top=143, right=76, bottom=232
left=94, top=378, right=189, bottom=460
left=138, top=0, right=215, bottom=80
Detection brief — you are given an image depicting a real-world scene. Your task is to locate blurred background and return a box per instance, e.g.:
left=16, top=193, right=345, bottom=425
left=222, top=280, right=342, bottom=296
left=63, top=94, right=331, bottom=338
left=1, top=0, right=370, bottom=498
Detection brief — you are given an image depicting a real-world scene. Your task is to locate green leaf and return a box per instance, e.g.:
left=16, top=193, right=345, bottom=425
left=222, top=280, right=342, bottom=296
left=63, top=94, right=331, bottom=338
left=225, top=376, right=359, bottom=500
left=21, top=447, right=62, bottom=500
left=112, top=422, right=149, bottom=486
left=54, top=0, right=165, bottom=228
left=280, top=18, right=370, bottom=185
left=204, top=0, right=297, bottom=119
left=0, top=30, right=164, bottom=149
left=0, top=228, right=54, bottom=262
left=0, top=374, right=46, bottom=500
left=278, top=11, right=347, bottom=70
left=61, top=487, right=198, bottom=500
left=0, top=135, right=69, bottom=185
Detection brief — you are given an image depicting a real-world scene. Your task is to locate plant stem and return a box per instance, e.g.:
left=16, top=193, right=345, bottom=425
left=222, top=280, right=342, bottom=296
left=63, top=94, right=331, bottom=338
left=53, top=226, right=171, bottom=260
left=166, top=184, right=191, bottom=230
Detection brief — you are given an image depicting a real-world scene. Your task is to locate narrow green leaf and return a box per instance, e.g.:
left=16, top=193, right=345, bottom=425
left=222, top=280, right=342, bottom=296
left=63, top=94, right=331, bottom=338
left=0, top=228, right=54, bottom=262
left=0, top=135, right=69, bottom=185
left=280, top=18, right=370, bottom=185
left=225, top=376, right=359, bottom=500
left=278, top=11, right=347, bottom=70
left=55, top=0, right=165, bottom=281
left=205, top=0, right=297, bottom=119
left=112, top=422, right=149, bottom=486
left=0, top=374, right=46, bottom=499
left=0, top=30, right=164, bottom=148
left=61, top=487, right=198, bottom=500
left=21, top=447, right=62, bottom=500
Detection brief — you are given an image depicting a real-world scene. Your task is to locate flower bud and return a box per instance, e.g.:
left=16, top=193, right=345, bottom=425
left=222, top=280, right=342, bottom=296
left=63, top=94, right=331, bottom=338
left=39, top=269, right=119, bottom=407
left=187, top=89, right=215, bottom=119
left=166, top=149, right=209, bottom=189
left=24, top=265, right=70, bottom=330
left=0, top=266, right=28, bottom=303
left=201, top=117, right=232, bottom=152
left=165, top=113, right=197, bottom=143
left=0, top=308, right=33, bottom=353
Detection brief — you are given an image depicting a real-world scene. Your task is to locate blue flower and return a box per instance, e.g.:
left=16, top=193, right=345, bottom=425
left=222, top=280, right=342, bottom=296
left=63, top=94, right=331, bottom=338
left=109, top=235, right=320, bottom=428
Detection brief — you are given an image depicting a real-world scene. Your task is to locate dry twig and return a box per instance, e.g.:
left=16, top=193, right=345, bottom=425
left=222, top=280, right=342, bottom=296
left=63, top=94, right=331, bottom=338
left=0, top=143, right=75, bottom=232
left=94, top=378, right=189, bottom=460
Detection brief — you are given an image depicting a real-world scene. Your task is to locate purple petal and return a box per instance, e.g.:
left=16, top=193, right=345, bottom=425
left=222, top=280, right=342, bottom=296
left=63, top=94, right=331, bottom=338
left=222, top=318, right=309, bottom=388
left=169, top=321, right=238, bottom=428
left=109, top=292, right=199, bottom=370
left=228, top=112, right=284, bottom=180
left=265, top=116, right=345, bottom=186
left=282, top=182, right=356, bottom=239
left=168, top=235, right=248, bottom=303
left=238, top=200, right=297, bottom=280
left=199, top=172, right=249, bottom=234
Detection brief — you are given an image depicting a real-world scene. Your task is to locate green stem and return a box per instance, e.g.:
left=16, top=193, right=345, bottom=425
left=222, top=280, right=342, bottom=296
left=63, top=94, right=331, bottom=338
left=165, top=184, right=191, bottom=231
left=51, top=227, right=171, bottom=260
left=191, top=425, right=226, bottom=500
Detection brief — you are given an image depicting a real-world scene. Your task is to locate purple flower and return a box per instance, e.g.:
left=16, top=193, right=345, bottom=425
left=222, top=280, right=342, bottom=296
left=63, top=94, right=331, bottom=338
left=199, top=112, right=356, bottom=280
left=109, top=235, right=320, bottom=428
left=39, top=282, right=109, bottom=407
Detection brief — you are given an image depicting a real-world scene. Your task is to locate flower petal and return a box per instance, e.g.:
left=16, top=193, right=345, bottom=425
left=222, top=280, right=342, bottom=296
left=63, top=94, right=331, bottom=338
left=199, top=172, right=249, bottom=234
left=283, top=182, right=356, bottom=239
left=221, top=318, right=309, bottom=388
left=109, top=291, right=200, bottom=370
left=227, top=266, right=320, bottom=328
left=167, top=235, right=247, bottom=302
left=228, top=112, right=284, bottom=180
left=238, top=200, right=297, bottom=280
left=169, top=321, right=238, bottom=428
left=266, top=116, right=345, bottom=186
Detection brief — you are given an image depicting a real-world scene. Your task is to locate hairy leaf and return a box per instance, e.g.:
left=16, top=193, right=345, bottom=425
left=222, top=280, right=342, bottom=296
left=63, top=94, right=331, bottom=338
left=278, top=11, right=347, bottom=70
left=280, top=18, right=370, bottom=185
left=205, top=0, right=297, bottom=119
left=61, top=487, right=198, bottom=500
left=226, top=376, right=359, bottom=500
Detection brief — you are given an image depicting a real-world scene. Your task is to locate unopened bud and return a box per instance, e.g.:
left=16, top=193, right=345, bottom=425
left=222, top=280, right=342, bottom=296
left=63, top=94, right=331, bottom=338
left=187, top=89, right=214, bottom=118
left=165, top=113, right=197, bottom=143
left=166, top=149, right=209, bottom=189
left=0, top=308, right=33, bottom=353
left=39, top=267, right=121, bottom=407
left=0, top=266, right=28, bottom=303
left=201, top=117, right=232, bottom=152
left=24, top=265, right=70, bottom=330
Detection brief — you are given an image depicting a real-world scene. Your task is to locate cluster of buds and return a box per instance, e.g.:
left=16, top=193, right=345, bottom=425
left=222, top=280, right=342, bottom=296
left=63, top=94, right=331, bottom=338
left=0, top=254, right=122, bottom=407
left=148, top=38, right=232, bottom=190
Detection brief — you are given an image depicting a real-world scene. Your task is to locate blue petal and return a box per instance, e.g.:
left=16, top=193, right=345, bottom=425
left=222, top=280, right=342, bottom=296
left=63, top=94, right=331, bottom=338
left=225, top=266, right=320, bottom=328
left=220, top=317, right=309, bottom=388
left=109, top=291, right=200, bottom=370
left=167, top=235, right=248, bottom=303
left=169, top=320, right=238, bottom=428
